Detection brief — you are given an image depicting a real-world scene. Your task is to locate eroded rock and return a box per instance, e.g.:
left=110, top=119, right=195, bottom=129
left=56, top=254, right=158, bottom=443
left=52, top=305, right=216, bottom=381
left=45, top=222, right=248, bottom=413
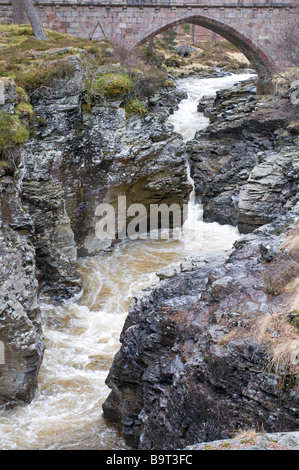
left=103, top=210, right=299, bottom=450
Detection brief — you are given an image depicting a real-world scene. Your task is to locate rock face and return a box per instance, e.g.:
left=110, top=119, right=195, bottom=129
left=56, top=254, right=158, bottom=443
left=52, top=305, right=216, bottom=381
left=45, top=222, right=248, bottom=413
left=1, top=65, right=299, bottom=445
left=0, top=77, right=45, bottom=406
left=0, top=224, right=44, bottom=407
left=0, top=71, right=191, bottom=405
left=103, top=80, right=299, bottom=449
left=187, top=79, right=299, bottom=232
left=22, top=76, right=191, bottom=297
left=238, top=148, right=299, bottom=232
left=103, top=208, right=299, bottom=450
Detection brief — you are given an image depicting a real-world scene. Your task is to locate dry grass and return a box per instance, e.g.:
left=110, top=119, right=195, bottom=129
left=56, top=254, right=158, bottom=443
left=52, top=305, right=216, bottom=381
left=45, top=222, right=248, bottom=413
left=219, top=224, right=299, bottom=384
left=272, top=66, right=299, bottom=96
left=142, top=35, right=250, bottom=77
left=0, top=25, right=110, bottom=94
left=252, top=314, right=299, bottom=377
left=282, top=223, right=299, bottom=312
left=290, top=278, right=299, bottom=313
left=0, top=24, right=167, bottom=108
left=217, top=322, right=252, bottom=346
left=263, top=225, right=299, bottom=297
left=233, top=428, right=260, bottom=443
left=282, top=222, right=299, bottom=252
left=263, top=258, right=299, bottom=296
left=254, top=226, right=299, bottom=380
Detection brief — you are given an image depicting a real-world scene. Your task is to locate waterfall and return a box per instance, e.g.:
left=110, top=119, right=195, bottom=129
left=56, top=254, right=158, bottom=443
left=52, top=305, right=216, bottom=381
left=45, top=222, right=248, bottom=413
left=0, top=72, right=253, bottom=450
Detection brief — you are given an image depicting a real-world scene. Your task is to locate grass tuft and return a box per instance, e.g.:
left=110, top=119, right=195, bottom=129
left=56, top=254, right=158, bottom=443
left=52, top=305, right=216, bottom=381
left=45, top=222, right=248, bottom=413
left=0, top=112, right=29, bottom=154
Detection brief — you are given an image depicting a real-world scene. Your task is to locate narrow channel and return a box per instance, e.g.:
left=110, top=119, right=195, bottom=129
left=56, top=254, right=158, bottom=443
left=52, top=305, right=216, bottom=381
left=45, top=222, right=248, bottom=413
left=0, top=72, right=253, bottom=450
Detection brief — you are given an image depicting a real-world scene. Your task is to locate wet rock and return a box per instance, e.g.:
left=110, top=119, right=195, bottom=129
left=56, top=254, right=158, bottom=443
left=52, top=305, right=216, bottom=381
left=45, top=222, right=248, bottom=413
left=103, top=210, right=299, bottom=450
left=0, top=180, right=45, bottom=407
left=187, top=78, right=299, bottom=231
left=0, top=71, right=191, bottom=407
left=238, top=147, right=299, bottom=233
left=0, top=82, right=45, bottom=406
left=103, top=79, right=299, bottom=449
left=24, top=81, right=191, bottom=268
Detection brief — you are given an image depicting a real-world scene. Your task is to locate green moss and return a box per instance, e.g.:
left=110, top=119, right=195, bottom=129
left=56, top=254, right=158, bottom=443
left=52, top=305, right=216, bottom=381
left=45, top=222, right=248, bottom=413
left=90, top=73, right=133, bottom=99
left=0, top=112, right=29, bottom=155
left=0, top=159, right=13, bottom=174
left=15, top=85, right=28, bottom=103
left=123, top=99, right=147, bottom=118
left=0, top=25, right=108, bottom=91
left=15, top=101, right=34, bottom=117
left=163, top=79, right=176, bottom=88
left=15, top=101, right=35, bottom=134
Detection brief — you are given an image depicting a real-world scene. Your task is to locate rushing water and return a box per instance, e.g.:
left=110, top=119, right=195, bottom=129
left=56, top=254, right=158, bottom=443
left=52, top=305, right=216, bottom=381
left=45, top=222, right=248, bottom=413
left=0, top=72, right=253, bottom=450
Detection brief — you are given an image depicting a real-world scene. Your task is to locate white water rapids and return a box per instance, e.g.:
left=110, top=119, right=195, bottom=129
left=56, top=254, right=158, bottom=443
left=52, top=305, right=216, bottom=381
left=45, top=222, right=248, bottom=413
left=0, top=72, right=253, bottom=450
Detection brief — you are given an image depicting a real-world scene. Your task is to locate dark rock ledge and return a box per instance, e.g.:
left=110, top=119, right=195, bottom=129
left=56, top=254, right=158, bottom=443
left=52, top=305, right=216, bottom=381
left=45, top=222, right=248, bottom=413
left=103, top=206, right=299, bottom=450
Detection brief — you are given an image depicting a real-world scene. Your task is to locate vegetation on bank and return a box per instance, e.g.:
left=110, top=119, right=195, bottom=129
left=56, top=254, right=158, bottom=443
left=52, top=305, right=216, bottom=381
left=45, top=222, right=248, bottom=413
left=141, top=24, right=250, bottom=77
left=261, top=224, right=299, bottom=383
left=219, top=224, right=299, bottom=388
left=0, top=112, right=29, bottom=154
left=122, top=98, right=147, bottom=118
left=90, top=73, right=133, bottom=99
left=0, top=25, right=172, bottom=154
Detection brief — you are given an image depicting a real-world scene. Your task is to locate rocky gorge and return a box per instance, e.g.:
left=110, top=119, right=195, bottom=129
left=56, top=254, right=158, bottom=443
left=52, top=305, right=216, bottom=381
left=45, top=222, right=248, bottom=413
left=102, top=80, right=299, bottom=449
left=0, top=26, right=298, bottom=450
left=0, top=62, right=192, bottom=408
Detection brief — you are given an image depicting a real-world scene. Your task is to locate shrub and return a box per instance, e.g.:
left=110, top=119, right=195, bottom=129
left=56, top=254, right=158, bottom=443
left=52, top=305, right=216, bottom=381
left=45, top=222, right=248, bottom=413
left=123, top=99, right=147, bottom=117
left=129, top=67, right=168, bottom=99
left=15, top=85, right=28, bottom=103
left=15, top=101, right=35, bottom=134
left=164, top=56, right=184, bottom=68
left=15, top=60, right=77, bottom=94
left=163, top=79, right=175, bottom=88
left=90, top=73, right=133, bottom=99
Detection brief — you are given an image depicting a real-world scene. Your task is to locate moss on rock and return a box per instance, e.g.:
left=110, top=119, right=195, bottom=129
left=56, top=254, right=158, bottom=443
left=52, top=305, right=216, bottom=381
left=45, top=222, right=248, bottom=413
left=123, top=99, right=147, bottom=118
left=0, top=112, right=30, bottom=155
left=90, top=73, right=133, bottom=99
left=15, top=101, right=35, bottom=135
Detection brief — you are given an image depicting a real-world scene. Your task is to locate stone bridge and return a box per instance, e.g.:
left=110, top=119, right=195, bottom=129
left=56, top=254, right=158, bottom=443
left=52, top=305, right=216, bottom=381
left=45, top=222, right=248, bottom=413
left=1, top=1, right=298, bottom=92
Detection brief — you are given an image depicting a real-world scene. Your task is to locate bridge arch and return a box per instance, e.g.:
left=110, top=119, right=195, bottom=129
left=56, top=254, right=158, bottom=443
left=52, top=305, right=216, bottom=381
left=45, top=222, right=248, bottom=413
left=135, top=15, right=277, bottom=94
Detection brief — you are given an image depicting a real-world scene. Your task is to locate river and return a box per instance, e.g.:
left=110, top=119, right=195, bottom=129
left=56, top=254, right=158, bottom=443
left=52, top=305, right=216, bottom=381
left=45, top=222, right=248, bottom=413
left=0, top=72, right=253, bottom=450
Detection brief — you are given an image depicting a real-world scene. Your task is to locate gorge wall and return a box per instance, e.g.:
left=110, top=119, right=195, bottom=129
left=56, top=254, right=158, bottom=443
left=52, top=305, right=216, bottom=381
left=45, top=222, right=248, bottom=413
left=0, top=49, right=298, bottom=450
left=0, top=64, right=191, bottom=406
left=103, top=80, right=299, bottom=449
